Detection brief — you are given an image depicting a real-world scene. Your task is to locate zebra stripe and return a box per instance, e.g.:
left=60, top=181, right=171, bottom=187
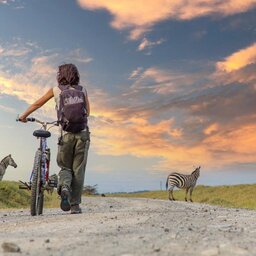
left=166, top=166, right=200, bottom=202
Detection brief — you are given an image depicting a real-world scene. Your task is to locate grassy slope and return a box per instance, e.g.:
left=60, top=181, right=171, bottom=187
left=107, top=184, right=256, bottom=210
left=0, top=181, right=59, bottom=209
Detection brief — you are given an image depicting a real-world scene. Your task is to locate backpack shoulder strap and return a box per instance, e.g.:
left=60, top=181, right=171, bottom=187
left=59, top=84, right=83, bottom=91
left=72, top=85, right=83, bottom=91
left=58, top=84, right=70, bottom=91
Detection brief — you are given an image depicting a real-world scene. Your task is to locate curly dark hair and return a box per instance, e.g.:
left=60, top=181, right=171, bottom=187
left=57, top=63, right=80, bottom=85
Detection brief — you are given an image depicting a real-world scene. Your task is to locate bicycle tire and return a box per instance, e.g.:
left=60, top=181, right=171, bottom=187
left=38, top=192, right=44, bottom=215
left=30, top=150, right=43, bottom=216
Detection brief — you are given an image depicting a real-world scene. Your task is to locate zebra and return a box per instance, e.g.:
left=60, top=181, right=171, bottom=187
left=0, top=155, right=17, bottom=181
left=166, top=166, right=200, bottom=202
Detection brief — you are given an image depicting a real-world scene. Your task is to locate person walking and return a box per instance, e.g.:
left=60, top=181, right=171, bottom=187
left=19, top=63, right=90, bottom=214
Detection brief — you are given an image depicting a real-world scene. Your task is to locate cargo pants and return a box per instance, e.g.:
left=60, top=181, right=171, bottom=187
left=57, top=129, right=90, bottom=206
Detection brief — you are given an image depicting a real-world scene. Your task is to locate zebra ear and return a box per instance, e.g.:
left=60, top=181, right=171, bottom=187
left=9, top=154, right=11, bottom=157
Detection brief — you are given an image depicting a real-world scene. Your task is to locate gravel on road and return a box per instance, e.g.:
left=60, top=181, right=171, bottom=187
left=1, top=197, right=256, bottom=256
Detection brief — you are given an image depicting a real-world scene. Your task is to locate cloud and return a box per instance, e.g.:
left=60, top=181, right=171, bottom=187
left=213, top=43, right=256, bottom=88
left=91, top=112, right=193, bottom=170
left=77, top=0, right=256, bottom=39
left=216, top=43, right=256, bottom=72
left=137, top=38, right=165, bottom=53
left=202, top=124, right=256, bottom=165
left=0, top=40, right=93, bottom=119
left=0, top=0, right=24, bottom=8
left=2, top=39, right=256, bottom=173
left=129, top=67, right=144, bottom=80
left=214, top=63, right=256, bottom=87
left=69, top=49, right=94, bottom=64
left=88, top=49, right=256, bottom=172
left=90, top=81, right=256, bottom=172
left=0, top=0, right=11, bottom=4
left=0, top=42, right=57, bottom=107
left=0, top=46, right=30, bottom=57
left=129, top=67, right=205, bottom=96
left=203, top=123, right=219, bottom=135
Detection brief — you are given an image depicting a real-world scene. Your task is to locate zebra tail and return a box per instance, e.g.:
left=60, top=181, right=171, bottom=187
left=166, top=175, right=169, bottom=191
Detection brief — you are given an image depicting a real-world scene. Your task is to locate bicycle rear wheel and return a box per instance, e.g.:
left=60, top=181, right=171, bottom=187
left=31, top=150, right=44, bottom=216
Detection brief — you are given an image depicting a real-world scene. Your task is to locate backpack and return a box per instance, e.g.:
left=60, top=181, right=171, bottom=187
left=57, top=85, right=87, bottom=133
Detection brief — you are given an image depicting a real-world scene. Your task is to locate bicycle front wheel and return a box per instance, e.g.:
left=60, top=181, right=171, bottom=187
left=38, top=192, right=44, bottom=215
left=31, top=150, right=44, bottom=216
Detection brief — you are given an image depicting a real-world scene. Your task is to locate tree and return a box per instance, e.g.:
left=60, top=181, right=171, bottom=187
left=83, top=184, right=98, bottom=195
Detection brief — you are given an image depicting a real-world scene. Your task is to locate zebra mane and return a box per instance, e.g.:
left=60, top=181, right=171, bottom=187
left=191, top=166, right=200, bottom=175
left=1, top=155, right=11, bottom=164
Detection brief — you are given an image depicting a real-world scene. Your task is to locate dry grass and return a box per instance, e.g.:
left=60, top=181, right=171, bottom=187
left=1, top=181, right=256, bottom=210
left=107, top=184, right=256, bottom=210
left=0, top=181, right=59, bottom=209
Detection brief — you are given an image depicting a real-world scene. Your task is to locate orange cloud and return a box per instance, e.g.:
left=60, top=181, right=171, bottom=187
left=0, top=42, right=93, bottom=119
left=203, top=124, right=256, bottom=165
left=2, top=39, right=256, bottom=174
left=204, top=123, right=219, bottom=135
left=92, top=111, right=204, bottom=169
left=0, top=51, right=56, bottom=106
left=91, top=110, right=211, bottom=172
left=92, top=100, right=256, bottom=172
left=77, top=0, right=256, bottom=39
left=89, top=77, right=256, bottom=172
left=0, top=73, right=55, bottom=119
left=216, top=43, right=256, bottom=72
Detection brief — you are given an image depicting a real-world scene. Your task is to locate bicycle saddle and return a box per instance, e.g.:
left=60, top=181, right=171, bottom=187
left=33, top=130, right=51, bottom=138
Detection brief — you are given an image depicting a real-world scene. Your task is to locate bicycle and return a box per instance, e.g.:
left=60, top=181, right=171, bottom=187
left=17, top=117, right=58, bottom=216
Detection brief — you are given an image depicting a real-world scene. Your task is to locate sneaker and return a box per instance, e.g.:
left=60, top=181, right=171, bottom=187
left=70, top=204, right=82, bottom=214
left=60, top=187, right=71, bottom=212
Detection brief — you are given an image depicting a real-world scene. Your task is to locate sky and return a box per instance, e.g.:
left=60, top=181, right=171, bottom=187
left=0, top=0, right=256, bottom=193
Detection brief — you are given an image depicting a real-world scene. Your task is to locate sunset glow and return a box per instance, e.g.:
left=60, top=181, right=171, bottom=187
left=0, top=0, right=256, bottom=192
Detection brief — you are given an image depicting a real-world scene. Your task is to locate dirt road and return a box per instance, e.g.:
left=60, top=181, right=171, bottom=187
left=0, top=197, right=256, bottom=256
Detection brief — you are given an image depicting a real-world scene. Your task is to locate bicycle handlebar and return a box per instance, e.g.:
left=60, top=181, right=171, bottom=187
left=27, top=117, right=36, bottom=122
left=16, top=116, right=58, bottom=126
left=16, top=116, right=35, bottom=122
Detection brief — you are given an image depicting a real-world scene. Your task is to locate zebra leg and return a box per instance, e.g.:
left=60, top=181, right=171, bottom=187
left=171, top=189, right=176, bottom=201
left=168, top=189, right=173, bottom=201
left=189, top=187, right=194, bottom=202
left=168, top=188, right=176, bottom=201
left=0, top=168, right=6, bottom=181
left=185, top=188, right=189, bottom=202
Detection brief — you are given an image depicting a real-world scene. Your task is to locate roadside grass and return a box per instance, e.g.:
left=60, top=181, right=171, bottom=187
left=0, top=181, right=59, bottom=209
left=106, top=184, right=256, bottom=210
left=1, top=181, right=255, bottom=210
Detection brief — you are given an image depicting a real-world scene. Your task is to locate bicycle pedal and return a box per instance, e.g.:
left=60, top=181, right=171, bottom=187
left=48, top=180, right=58, bottom=187
left=18, top=180, right=31, bottom=190
left=48, top=174, right=58, bottom=188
